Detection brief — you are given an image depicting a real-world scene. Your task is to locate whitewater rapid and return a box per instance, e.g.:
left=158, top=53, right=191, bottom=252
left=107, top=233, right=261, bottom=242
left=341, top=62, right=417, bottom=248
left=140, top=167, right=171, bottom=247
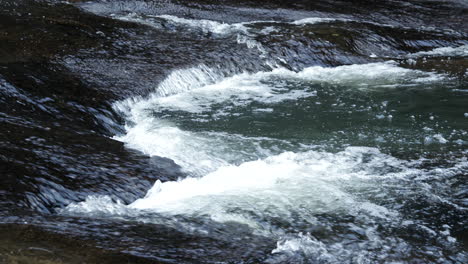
left=60, top=51, right=468, bottom=261
left=58, top=10, right=468, bottom=262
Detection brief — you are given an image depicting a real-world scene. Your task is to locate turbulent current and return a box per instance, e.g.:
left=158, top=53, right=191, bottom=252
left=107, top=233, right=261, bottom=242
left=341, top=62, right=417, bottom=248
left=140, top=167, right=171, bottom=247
left=1, top=0, right=467, bottom=263
left=64, top=60, right=468, bottom=262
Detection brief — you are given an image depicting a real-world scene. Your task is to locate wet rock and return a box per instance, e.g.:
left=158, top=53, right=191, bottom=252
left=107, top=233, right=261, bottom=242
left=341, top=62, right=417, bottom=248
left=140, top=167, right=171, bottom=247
left=0, top=0, right=185, bottom=213
left=0, top=224, right=157, bottom=264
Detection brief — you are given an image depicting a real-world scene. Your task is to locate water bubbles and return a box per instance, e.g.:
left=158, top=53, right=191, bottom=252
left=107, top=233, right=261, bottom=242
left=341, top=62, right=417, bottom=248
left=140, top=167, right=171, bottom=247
left=424, top=134, right=448, bottom=144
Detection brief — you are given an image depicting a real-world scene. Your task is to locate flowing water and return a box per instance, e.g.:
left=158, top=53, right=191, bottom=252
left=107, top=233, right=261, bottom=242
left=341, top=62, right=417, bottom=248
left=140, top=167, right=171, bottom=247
left=1, top=0, right=467, bottom=263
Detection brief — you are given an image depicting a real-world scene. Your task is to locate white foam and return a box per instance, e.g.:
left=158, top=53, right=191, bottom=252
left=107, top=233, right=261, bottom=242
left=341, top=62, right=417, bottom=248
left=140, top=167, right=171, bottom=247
left=110, top=62, right=444, bottom=215
left=112, top=14, right=348, bottom=54
left=144, top=71, right=317, bottom=114
left=291, top=17, right=342, bottom=25
left=115, top=12, right=161, bottom=28
left=154, top=64, right=222, bottom=97
left=114, top=13, right=346, bottom=36
left=62, top=195, right=129, bottom=216
left=424, top=134, right=448, bottom=144
left=63, top=61, right=452, bottom=248
left=109, top=62, right=445, bottom=178
left=128, top=147, right=404, bottom=217
left=114, top=92, right=298, bottom=175
left=408, top=44, right=468, bottom=58
left=283, top=61, right=443, bottom=84
left=115, top=121, right=228, bottom=175
left=113, top=119, right=299, bottom=176
left=63, top=147, right=406, bottom=235
left=156, top=15, right=344, bottom=34
left=156, top=14, right=249, bottom=35
left=268, top=226, right=415, bottom=263
left=271, top=233, right=332, bottom=259
left=121, top=62, right=442, bottom=116
left=235, top=34, right=267, bottom=54
left=111, top=14, right=355, bottom=57
left=113, top=13, right=248, bottom=35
